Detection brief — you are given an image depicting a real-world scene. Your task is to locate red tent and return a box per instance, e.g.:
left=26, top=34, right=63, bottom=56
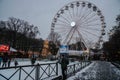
left=0, top=44, right=10, bottom=52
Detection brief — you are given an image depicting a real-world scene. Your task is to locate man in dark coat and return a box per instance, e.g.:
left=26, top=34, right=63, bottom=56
left=2, top=53, right=8, bottom=67
left=31, top=54, right=36, bottom=65
left=0, top=56, right=2, bottom=67
left=60, top=55, right=69, bottom=80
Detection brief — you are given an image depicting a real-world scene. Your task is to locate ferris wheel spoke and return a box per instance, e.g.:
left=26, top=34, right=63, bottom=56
left=77, top=14, right=85, bottom=24
left=63, top=27, right=74, bottom=44
left=59, top=31, right=70, bottom=40
left=78, top=10, right=93, bottom=24
left=81, top=30, right=97, bottom=42
left=83, top=12, right=97, bottom=21
left=81, top=34, right=98, bottom=46
left=55, top=25, right=70, bottom=31
left=55, top=26, right=71, bottom=31
left=67, top=28, right=76, bottom=44
left=63, top=12, right=73, bottom=22
left=80, top=9, right=92, bottom=19
left=61, top=32, right=70, bottom=39
left=80, top=13, right=97, bottom=24
left=80, top=17, right=100, bottom=26
left=78, top=6, right=84, bottom=19
left=60, top=15, right=71, bottom=23
left=68, top=8, right=73, bottom=20
left=80, top=29, right=100, bottom=38
left=77, top=6, right=89, bottom=23
left=80, top=25, right=101, bottom=31
left=76, top=6, right=79, bottom=17
left=55, top=31, right=70, bottom=36
left=76, top=29, right=88, bottom=49
left=55, top=23, right=71, bottom=28
left=55, top=27, right=70, bottom=33
left=57, top=19, right=70, bottom=25
left=72, top=7, right=75, bottom=18
left=55, top=31, right=70, bottom=35
left=79, top=27, right=100, bottom=37
left=80, top=6, right=90, bottom=18
left=54, top=28, right=71, bottom=33
left=80, top=23, right=101, bottom=28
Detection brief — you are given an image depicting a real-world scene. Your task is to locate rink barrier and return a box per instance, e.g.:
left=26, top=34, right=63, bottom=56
left=0, top=62, right=58, bottom=80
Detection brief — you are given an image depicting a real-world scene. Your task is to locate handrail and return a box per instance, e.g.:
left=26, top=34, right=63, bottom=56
left=0, top=62, right=58, bottom=80
left=67, top=61, right=91, bottom=77
left=0, top=61, right=91, bottom=80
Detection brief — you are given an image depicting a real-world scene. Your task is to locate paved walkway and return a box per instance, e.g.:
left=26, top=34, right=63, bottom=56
left=68, top=61, right=120, bottom=80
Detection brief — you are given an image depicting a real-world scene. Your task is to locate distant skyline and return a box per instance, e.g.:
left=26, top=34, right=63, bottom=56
left=0, top=0, right=120, bottom=40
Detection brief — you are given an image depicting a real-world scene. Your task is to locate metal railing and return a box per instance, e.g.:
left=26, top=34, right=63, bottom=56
left=67, top=61, right=91, bottom=77
left=111, top=62, right=120, bottom=69
left=0, top=61, right=91, bottom=80
left=0, top=62, right=58, bottom=80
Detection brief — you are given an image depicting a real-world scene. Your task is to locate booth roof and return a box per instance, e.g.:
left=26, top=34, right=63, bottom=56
left=10, top=47, right=17, bottom=52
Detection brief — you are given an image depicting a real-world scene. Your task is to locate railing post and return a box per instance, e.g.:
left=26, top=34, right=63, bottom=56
left=19, top=67, right=21, bottom=80
left=81, top=61, right=82, bottom=69
left=35, top=63, right=40, bottom=80
left=48, top=64, right=50, bottom=77
left=56, top=62, right=58, bottom=75
left=85, top=60, right=86, bottom=67
left=73, top=64, right=75, bottom=75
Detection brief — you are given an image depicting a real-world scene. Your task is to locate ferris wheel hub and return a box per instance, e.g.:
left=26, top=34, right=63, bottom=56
left=70, top=21, right=76, bottom=27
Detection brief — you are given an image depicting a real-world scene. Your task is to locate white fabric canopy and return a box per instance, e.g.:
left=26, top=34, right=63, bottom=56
left=10, top=47, right=17, bottom=52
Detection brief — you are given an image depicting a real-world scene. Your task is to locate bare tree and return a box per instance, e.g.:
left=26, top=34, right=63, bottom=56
left=0, top=17, right=40, bottom=48
left=48, top=31, right=61, bottom=45
left=6, top=17, right=40, bottom=39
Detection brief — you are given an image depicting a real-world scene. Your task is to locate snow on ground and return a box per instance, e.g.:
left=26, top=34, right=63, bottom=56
left=67, top=61, right=120, bottom=80
left=2, top=59, right=58, bottom=66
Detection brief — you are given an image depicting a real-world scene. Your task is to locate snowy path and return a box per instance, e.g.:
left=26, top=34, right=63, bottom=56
left=68, top=61, right=120, bottom=80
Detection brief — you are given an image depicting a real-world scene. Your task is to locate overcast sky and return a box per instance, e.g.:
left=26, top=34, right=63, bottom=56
left=0, top=0, right=120, bottom=40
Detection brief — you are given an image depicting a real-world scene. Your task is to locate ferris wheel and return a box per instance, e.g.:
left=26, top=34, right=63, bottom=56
left=50, top=1, right=106, bottom=50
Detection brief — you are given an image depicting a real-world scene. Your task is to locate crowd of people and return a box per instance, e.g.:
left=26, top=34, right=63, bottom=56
left=0, top=52, right=18, bottom=68
left=0, top=52, right=37, bottom=68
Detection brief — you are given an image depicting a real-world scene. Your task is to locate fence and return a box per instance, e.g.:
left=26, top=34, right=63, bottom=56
left=0, top=61, right=91, bottom=80
left=0, top=62, right=58, bottom=80
left=67, top=61, right=91, bottom=77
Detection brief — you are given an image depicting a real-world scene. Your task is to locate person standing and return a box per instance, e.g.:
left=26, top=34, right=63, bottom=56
left=8, top=57, right=11, bottom=67
left=31, top=54, right=36, bottom=65
left=14, top=59, right=18, bottom=68
left=0, top=56, right=2, bottom=67
left=60, top=55, right=69, bottom=80
left=2, top=53, right=8, bottom=67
